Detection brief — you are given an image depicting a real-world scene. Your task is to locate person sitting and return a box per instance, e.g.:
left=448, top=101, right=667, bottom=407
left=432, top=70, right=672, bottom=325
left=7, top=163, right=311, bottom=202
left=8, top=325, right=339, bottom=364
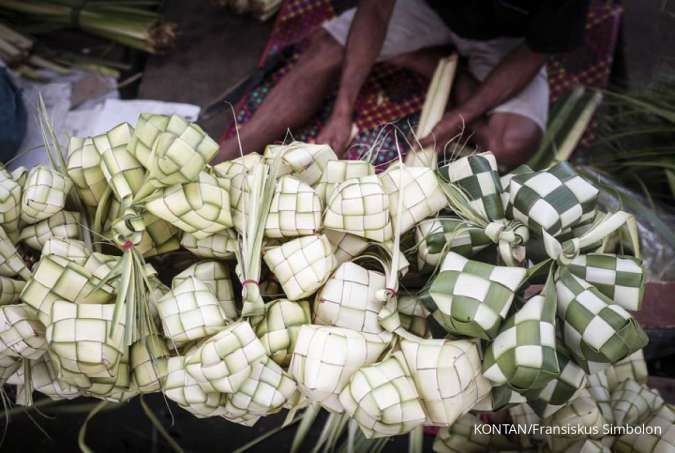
left=216, top=0, right=590, bottom=169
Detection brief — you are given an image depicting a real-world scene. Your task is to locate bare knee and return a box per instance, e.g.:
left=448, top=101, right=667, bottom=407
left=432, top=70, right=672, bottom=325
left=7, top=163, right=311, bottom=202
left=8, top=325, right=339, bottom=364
left=301, top=30, right=344, bottom=72
left=484, top=114, right=541, bottom=169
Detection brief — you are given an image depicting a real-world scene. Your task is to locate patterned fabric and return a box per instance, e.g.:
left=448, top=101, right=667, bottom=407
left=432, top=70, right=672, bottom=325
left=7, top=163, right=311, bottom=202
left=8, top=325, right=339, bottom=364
left=221, top=1, right=622, bottom=161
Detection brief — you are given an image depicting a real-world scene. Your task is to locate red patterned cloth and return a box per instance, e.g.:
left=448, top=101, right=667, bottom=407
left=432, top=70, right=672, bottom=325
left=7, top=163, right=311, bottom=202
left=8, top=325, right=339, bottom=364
left=222, top=0, right=622, bottom=163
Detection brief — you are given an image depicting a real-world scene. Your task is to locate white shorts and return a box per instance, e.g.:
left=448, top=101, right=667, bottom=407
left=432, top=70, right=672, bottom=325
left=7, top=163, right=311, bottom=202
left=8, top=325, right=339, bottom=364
left=323, top=0, right=549, bottom=130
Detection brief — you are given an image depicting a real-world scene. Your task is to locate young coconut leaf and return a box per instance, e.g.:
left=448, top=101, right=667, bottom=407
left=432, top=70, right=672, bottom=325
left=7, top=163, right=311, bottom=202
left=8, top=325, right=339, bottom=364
left=324, top=229, right=369, bottom=266
left=338, top=351, right=426, bottom=439
left=255, top=298, right=311, bottom=367
left=92, top=122, right=143, bottom=204
left=288, top=325, right=391, bottom=413
left=265, top=176, right=322, bottom=239
left=19, top=210, right=81, bottom=250
left=184, top=320, right=266, bottom=394
left=20, top=254, right=114, bottom=325
left=543, top=397, right=605, bottom=451
left=610, top=380, right=664, bottom=426
left=400, top=337, right=490, bottom=426
left=181, top=229, right=237, bottom=260
left=0, top=304, right=46, bottom=360
left=163, top=355, right=228, bottom=418
left=130, top=334, right=170, bottom=393
left=313, top=261, right=386, bottom=335
left=67, top=136, right=108, bottom=210
left=20, top=165, right=72, bottom=225
left=144, top=171, right=233, bottom=239
left=0, top=175, right=22, bottom=241
left=414, top=218, right=492, bottom=271
left=606, top=349, right=648, bottom=387
left=224, top=356, right=297, bottom=418
left=0, top=235, right=31, bottom=280
left=14, top=354, right=80, bottom=403
left=156, top=276, right=229, bottom=345
left=315, top=160, right=374, bottom=204
left=264, top=141, right=337, bottom=187
left=378, top=163, right=447, bottom=235
left=324, top=175, right=393, bottom=243
left=45, top=301, right=126, bottom=382
left=173, top=261, right=237, bottom=319
left=396, top=295, right=430, bottom=338
left=586, top=371, right=614, bottom=424
left=263, top=234, right=337, bottom=301
left=0, top=276, right=25, bottom=305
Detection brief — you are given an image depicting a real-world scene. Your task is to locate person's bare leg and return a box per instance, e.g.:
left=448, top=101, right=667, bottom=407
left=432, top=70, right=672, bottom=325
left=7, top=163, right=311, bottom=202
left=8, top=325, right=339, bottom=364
left=473, top=112, right=541, bottom=169
left=216, top=30, right=344, bottom=162
left=441, top=68, right=542, bottom=169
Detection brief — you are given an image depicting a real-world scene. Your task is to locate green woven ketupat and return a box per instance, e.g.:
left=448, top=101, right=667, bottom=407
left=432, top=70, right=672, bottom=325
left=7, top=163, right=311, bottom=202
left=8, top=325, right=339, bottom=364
left=565, top=253, right=645, bottom=311
left=472, top=384, right=526, bottom=412
left=145, top=171, right=233, bottom=239
left=0, top=304, right=46, bottom=359
left=423, top=252, right=527, bottom=340
left=415, top=218, right=492, bottom=271
left=20, top=254, right=114, bottom=325
left=0, top=276, right=25, bottom=305
left=482, top=280, right=559, bottom=392
left=265, top=176, right=322, bottom=239
left=157, top=276, right=228, bottom=344
left=163, top=355, right=229, bottom=418
left=524, top=346, right=587, bottom=418
left=173, top=261, right=237, bottom=319
left=433, top=413, right=517, bottom=453
left=92, top=123, right=143, bottom=203
left=19, top=210, right=81, bottom=250
left=555, top=267, right=649, bottom=373
left=506, top=161, right=598, bottom=237
left=21, top=165, right=72, bottom=225
left=610, top=379, right=664, bottom=426
left=439, top=152, right=505, bottom=221
left=500, top=164, right=534, bottom=207
left=181, top=230, right=237, bottom=260
left=397, top=295, right=430, bottom=338
left=339, top=351, right=426, bottom=438
left=255, top=298, right=311, bottom=367
left=315, top=160, right=374, bottom=204
left=45, top=301, right=126, bottom=382
left=0, top=175, right=22, bottom=240
left=185, top=320, right=267, bottom=394
left=67, top=137, right=107, bottom=209
left=324, top=175, right=393, bottom=243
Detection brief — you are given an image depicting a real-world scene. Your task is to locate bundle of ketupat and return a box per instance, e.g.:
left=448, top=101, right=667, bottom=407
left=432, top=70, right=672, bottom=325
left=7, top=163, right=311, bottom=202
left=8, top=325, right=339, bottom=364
left=0, top=110, right=667, bottom=453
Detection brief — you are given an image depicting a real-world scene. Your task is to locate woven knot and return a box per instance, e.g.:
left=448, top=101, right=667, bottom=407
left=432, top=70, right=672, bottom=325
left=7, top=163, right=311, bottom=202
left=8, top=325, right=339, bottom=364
left=484, top=220, right=529, bottom=245
left=559, top=238, right=582, bottom=263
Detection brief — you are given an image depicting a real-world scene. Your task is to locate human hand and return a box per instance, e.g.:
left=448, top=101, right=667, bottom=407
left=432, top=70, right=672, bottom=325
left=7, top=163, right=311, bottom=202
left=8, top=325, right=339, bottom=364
left=418, top=109, right=470, bottom=150
left=317, top=112, right=352, bottom=156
